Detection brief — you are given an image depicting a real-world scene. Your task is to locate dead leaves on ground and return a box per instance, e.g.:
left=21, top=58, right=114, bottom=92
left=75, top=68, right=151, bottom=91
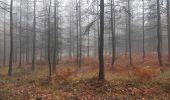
left=0, top=53, right=170, bottom=99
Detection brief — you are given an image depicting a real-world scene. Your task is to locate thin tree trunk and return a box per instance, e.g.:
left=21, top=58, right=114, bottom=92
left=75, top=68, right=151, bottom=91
left=18, top=0, right=22, bottom=68
left=111, top=0, right=116, bottom=65
left=26, top=4, right=29, bottom=64
left=157, top=0, right=163, bottom=66
left=128, top=0, right=132, bottom=66
left=98, top=0, right=105, bottom=80
left=87, top=5, right=90, bottom=57
left=97, top=0, right=100, bottom=58
left=3, top=9, right=6, bottom=66
left=79, top=0, right=82, bottom=67
left=32, top=0, right=36, bottom=71
left=69, top=17, right=72, bottom=58
left=14, top=2, right=17, bottom=64
left=142, top=0, right=145, bottom=62
left=52, top=0, right=57, bottom=73
left=167, top=0, right=170, bottom=62
left=76, top=0, right=79, bottom=65
left=48, top=0, right=52, bottom=76
left=8, top=0, right=13, bottom=76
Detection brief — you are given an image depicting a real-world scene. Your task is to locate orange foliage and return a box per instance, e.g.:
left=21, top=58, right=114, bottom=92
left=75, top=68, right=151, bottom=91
left=133, top=66, right=161, bottom=79
left=54, top=52, right=169, bottom=79
left=56, top=67, right=78, bottom=79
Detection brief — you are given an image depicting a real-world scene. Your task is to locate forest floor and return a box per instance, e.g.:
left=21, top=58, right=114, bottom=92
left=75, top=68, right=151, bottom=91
left=0, top=54, right=170, bottom=100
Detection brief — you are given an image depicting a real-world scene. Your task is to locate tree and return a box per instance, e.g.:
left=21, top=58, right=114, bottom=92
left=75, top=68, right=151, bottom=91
left=79, top=0, right=82, bottom=67
left=156, top=0, right=162, bottom=66
left=48, top=0, right=52, bottom=76
left=142, top=0, right=145, bottom=62
left=8, top=0, right=14, bottom=76
left=87, top=1, right=90, bottom=57
left=14, top=12, right=18, bottom=64
left=111, top=0, right=116, bottom=65
left=3, top=5, right=6, bottom=66
left=98, top=0, right=105, bottom=80
left=26, top=0, right=30, bottom=64
left=69, top=15, right=73, bottom=58
left=18, top=0, right=22, bottom=68
left=52, top=0, right=58, bottom=72
left=167, top=0, right=170, bottom=62
left=97, top=0, right=100, bottom=57
left=76, top=0, right=79, bottom=65
left=128, top=0, right=132, bottom=66
left=32, top=0, right=36, bottom=71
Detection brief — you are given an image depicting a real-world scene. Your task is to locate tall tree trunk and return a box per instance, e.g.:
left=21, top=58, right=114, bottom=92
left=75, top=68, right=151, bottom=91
left=97, top=0, right=100, bottom=58
left=87, top=4, right=90, bottom=57
left=128, top=0, right=132, bottom=66
left=142, top=0, right=145, bottom=62
left=15, top=13, right=18, bottom=64
left=125, top=16, right=128, bottom=55
left=76, top=0, right=79, bottom=65
left=98, top=0, right=105, bottom=80
left=3, top=8, right=6, bottom=66
left=69, top=16, right=72, bottom=58
left=18, top=0, right=22, bottom=68
left=8, top=0, right=13, bottom=76
left=167, top=0, right=170, bottom=62
left=26, top=3, right=29, bottom=64
left=52, top=0, right=58, bottom=73
left=48, top=0, right=52, bottom=76
left=94, top=20, right=96, bottom=56
left=111, top=0, right=116, bottom=65
left=157, top=0, right=163, bottom=66
left=32, top=0, right=36, bottom=71
left=79, top=0, right=82, bottom=67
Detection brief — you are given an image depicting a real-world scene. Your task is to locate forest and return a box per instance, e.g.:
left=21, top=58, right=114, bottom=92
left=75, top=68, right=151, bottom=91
left=0, top=0, right=170, bottom=99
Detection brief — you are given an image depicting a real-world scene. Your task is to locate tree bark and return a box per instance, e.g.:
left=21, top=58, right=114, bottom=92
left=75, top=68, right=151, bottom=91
left=32, top=0, right=36, bottom=71
left=48, top=0, right=52, bottom=76
left=157, top=0, right=163, bottom=66
left=142, top=0, right=145, bottom=62
left=167, top=0, right=170, bottom=62
left=111, top=0, right=116, bottom=66
left=98, top=0, right=105, bottom=80
left=8, top=0, right=13, bottom=76
left=52, top=0, right=58, bottom=73
left=76, top=0, right=79, bottom=65
left=79, top=0, right=82, bottom=67
left=128, top=0, right=132, bottom=66
left=3, top=8, right=6, bottom=66
left=18, top=0, right=22, bottom=68
left=26, top=3, right=29, bottom=64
